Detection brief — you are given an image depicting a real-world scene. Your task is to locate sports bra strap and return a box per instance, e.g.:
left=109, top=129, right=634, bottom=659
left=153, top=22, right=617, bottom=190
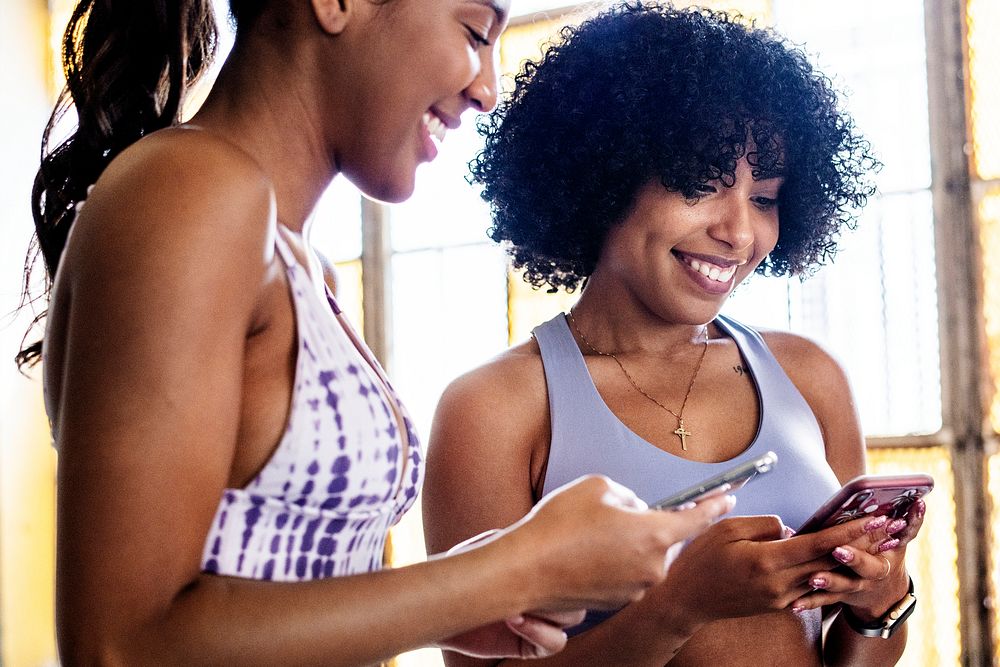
left=273, top=228, right=299, bottom=268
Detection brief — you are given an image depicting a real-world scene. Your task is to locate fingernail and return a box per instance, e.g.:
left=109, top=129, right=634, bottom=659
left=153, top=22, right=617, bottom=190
left=877, top=538, right=901, bottom=553
left=783, top=526, right=796, bottom=539
left=832, top=547, right=854, bottom=564
left=810, top=576, right=828, bottom=589
left=725, top=495, right=737, bottom=509
left=864, top=516, right=888, bottom=532
left=886, top=519, right=907, bottom=535
left=913, top=500, right=926, bottom=519
left=677, top=501, right=697, bottom=511
left=791, top=604, right=807, bottom=614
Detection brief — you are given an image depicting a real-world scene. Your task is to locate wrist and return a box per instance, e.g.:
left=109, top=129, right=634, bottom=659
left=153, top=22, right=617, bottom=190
left=652, top=582, right=708, bottom=638
left=844, top=569, right=909, bottom=622
left=839, top=576, right=916, bottom=640
left=482, top=525, right=551, bottom=613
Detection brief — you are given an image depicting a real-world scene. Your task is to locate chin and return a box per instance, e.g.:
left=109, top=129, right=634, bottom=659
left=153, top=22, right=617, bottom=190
left=344, top=166, right=417, bottom=204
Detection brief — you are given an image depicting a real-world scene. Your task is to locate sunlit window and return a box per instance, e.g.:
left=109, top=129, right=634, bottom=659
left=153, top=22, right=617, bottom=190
left=724, top=0, right=942, bottom=437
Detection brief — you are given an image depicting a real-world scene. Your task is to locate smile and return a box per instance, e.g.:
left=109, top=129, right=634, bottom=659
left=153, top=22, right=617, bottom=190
left=676, top=253, right=739, bottom=283
left=423, top=112, right=447, bottom=144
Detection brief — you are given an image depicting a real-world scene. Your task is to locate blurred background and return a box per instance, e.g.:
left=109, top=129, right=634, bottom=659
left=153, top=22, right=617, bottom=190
left=2, top=0, right=999, bottom=665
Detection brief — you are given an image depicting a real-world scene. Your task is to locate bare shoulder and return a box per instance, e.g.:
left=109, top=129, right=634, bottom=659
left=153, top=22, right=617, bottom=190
left=758, top=329, right=864, bottom=474
left=424, top=338, right=551, bottom=552
left=758, top=329, right=852, bottom=397
left=435, top=338, right=548, bottom=428
left=428, top=337, right=551, bottom=480
left=66, top=126, right=276, bottom=289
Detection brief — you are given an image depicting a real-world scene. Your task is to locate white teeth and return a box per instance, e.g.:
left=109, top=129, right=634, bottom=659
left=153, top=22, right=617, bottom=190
left=682, top=255, right=737, bottom=283
left=423, top=112, right=447, bottom=143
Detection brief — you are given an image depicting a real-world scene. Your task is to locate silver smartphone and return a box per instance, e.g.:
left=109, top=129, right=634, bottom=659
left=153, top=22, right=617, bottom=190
left=651, top=451, right=778, bottom=510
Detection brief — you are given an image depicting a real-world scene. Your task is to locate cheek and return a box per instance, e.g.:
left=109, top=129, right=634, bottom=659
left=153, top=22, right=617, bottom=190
left=757, top=217, right=781, bottom=255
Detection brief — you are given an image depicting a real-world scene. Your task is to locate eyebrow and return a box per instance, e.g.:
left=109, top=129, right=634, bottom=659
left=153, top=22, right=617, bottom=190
left=752, top=170, right=786, bottom=182
left=471, top=0, right=508, bottom=24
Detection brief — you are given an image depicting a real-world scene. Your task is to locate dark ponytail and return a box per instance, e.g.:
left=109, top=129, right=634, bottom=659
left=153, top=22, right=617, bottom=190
left=16, top=0, right=219, bottom=370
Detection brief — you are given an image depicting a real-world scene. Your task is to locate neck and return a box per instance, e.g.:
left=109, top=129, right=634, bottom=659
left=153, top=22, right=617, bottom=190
left=570, top=280, right=711, bottom=356
left=187, top=37, right=338, bottom=233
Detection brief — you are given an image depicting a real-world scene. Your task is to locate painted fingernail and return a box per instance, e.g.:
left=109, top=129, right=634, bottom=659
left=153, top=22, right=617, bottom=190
left=864, top=516, right=888, bottom=532
left=791, top=604, right=807, bottom=614
left=783, top=526, right=796, bottom=539
left=810, top=576, right=828, bottom=589
left=877, top=538, right=901, bottom=553
left=832, top=547, right=854, bottom=564
left=886, top=519, right=908, bottom=535
left=913, top=500, right=926, bottom=519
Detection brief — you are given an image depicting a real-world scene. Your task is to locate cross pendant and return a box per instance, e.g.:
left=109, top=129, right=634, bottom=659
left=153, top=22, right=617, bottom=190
left=673, top=420, right=692, bottom=451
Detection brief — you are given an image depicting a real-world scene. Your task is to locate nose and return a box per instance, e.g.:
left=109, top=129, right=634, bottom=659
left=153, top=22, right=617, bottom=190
left=708, top=196, right=755, bottom=253
left=465, top=49, right=500, bottom=112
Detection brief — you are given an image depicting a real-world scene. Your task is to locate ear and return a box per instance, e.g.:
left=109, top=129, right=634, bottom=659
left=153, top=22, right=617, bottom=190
left=310, top=0, right=353, bottom=35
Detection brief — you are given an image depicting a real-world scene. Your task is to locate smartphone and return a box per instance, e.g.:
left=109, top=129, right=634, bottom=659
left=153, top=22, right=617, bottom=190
left=796, top=473, right=934, bottom=534
left=651, top=451, right=778, bottom=510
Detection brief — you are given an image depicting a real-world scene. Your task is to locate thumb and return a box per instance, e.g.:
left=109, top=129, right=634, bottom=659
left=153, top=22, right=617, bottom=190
left=663, top=494, right=737, bottom=540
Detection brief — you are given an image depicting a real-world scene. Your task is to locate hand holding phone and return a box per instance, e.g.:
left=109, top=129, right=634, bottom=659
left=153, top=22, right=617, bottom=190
left=796, top=473, right=933, bottom=534
left=651, top=451, right=778, bottom=510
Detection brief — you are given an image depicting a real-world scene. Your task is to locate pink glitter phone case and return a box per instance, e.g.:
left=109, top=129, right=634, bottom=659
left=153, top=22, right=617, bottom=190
left=796, top=473, right=934, bottom=534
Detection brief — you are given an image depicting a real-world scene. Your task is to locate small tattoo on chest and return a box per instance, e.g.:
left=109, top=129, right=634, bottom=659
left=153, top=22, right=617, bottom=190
left=733, top=364, right=747, bottom=376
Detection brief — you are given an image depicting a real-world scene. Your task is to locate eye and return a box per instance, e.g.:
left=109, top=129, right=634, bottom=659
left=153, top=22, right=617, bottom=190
left=751, top=195, right=780, bottom=210
left=465, top=25, right=492, bottom=47
left=684, top=183, right=717, bottom=201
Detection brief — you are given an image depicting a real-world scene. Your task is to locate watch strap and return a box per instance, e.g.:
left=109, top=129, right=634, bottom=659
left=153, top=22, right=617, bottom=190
left=841, top=576, right=916, bottom=639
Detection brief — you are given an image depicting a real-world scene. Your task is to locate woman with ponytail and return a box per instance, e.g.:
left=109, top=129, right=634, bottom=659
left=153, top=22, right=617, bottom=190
left=19, top=1, right=738, bottom=664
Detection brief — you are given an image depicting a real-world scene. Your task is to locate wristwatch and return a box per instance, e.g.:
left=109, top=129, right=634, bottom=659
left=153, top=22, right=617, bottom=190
left=841, top=577, right=916, bottom=639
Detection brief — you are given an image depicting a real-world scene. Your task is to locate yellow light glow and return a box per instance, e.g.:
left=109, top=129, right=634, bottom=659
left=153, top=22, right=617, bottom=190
left=333, top=259, right=364, bottom=337
left=968, top=0, right=1000, bottom=180
left=867, top=447, right=961, bottom=667
left=986, top=452, right=1000, bottom=662
left=981, top=188, right=1000, bottom=432
left=507, top=270, right=580, bottom=345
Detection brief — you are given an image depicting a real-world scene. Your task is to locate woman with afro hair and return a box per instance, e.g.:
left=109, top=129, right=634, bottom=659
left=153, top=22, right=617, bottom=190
left=424, top=3, right=925, bottom=665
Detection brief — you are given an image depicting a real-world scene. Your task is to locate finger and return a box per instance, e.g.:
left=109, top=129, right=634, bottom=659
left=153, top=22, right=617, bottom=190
left=895, top=499, right=926, bottom=544
left=662, top=494, right=737, bottom=540
left=505, top=616, right=569, bottom=658
left=784, top=517, right=886, bottom=564
left=708, top=514, right=787, bottom=542
left=600, top=476, right=649, bottom=511
left=828, top=545, right=894, bottom=582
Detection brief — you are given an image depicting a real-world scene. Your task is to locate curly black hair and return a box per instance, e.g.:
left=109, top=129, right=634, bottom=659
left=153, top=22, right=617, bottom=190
left=470, top=2, right=880, bottom=292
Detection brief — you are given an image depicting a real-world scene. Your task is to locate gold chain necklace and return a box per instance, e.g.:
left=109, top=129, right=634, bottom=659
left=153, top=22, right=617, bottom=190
left=566, top=311, right=709, bottom=451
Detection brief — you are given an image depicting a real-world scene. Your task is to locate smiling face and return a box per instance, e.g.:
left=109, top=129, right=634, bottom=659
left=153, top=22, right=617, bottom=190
left=591, top=157, right=783, bottom=325
left=334, top=0, right=510, bottom=203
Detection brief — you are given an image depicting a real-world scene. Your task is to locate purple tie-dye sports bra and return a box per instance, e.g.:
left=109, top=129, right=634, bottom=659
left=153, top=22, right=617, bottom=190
left=200, top=231, right=423, bottom=581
